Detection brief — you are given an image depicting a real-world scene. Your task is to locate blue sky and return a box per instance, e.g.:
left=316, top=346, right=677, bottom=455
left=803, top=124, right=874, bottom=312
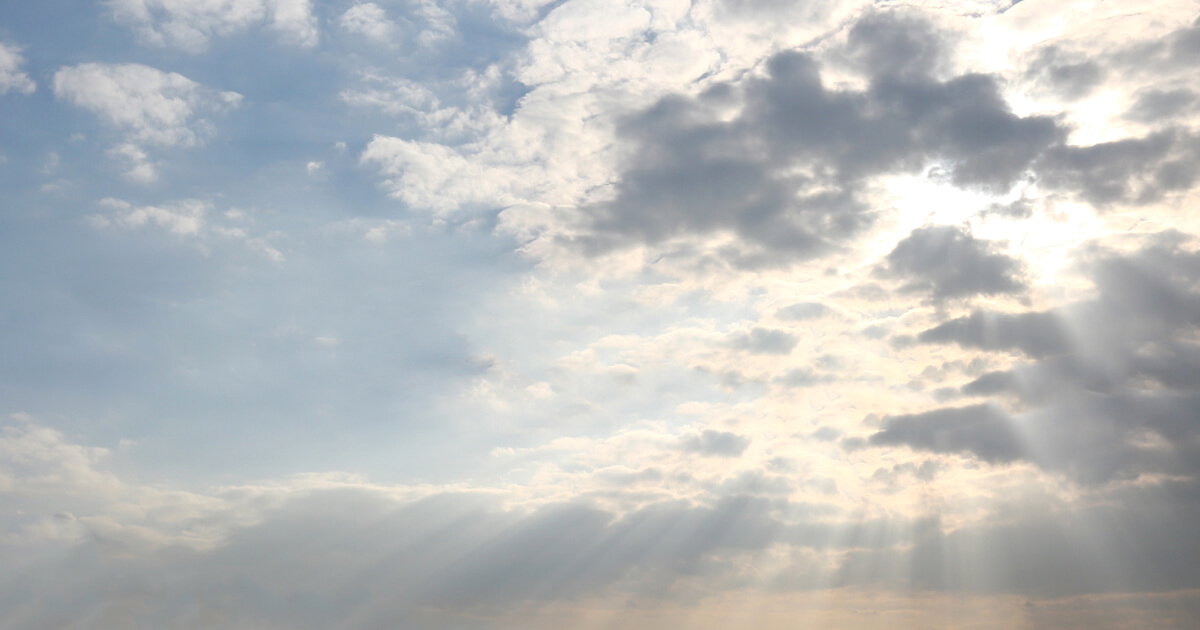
left=4, top=1, right=1200, bottom=628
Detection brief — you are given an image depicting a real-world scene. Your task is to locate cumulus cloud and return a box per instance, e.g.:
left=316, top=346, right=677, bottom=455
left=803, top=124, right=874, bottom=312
left=1036, top=130, right=1200, bottom=206
left=873, top=234, right=1200, bottom=484
left=878, top=224, right=1026, bottom=300
left=866, top=403, right=1023, bottom=464
left=1125, top=87, right=1197, bottom=123
left=107, top=0, right=319, bottom=52
left=731, top=327, right=798, bottom=354
left=0, top=41, right=36, bottom=95
left=681, top=429, right=751, bottom=456
left=914, top=310, right=1069, bottom=358
left=339, top=2, right=399, bottom=44
left=53, top=63, right=241, bottom=181
left=100, top=198, right=207, bottom=235
left=579, top=12, right=1062, bottom=262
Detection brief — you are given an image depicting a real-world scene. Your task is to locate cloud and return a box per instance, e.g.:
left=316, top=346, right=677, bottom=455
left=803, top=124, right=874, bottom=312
left=840, top=481, right=1200, bottom=598
left=5, top=415, right=1200, bottom=622
left=339, top=2, right=399, bottom=44
left=845, top=10, right=946, bottom=80
left=878, top=224, right=1026, bottom=300
left=52, top=63, right=240, bottom=146
left=1022, top=45, right=1107, bottom=101
left=0, top=420, right=855, bottom=620
left=775, top=367, right=834, bottom=388
left=776, top=301, right=837, bottom=321
left=915, top=310, right=1069, bottom=358
left=361, top=135, right=522, bottom=212
left=0, top=41, right=36, bottom=95
left=10, top=1, right=1200, bottom=624
left=1119, top=14, right=1200, bottom=73
left=53, top=63, right=241, bottom=181
left=1125, top=88, right=1197, bottom=123
left=107, top=0, right=319, bottom=52
left=579, top=12, right=1062, bottom=262
left=100, top=198, right=206, bottom=235
left=268, top=0, right=319, bottom=47
left=90, top=198, right=284, bottom=259
left=681, top=429, right=751, bottom=457
left=877, top=234, right=1200, bottom=484
left=1035, top=130, right=1200, bottom=206
left=867, top=403, right=1023, bottom=464
left=3, top=486, right=802, bottom=624
left=731, top=327, right=798, bottom=355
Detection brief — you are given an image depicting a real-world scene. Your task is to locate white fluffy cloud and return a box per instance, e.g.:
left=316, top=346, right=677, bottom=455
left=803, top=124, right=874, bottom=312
left=0, top=41, right=35, bottom=95
left=107, top=0, right=319, bottom=52
left=53, top=63, right=241, bottom=181
left=339, top=2, right=398, bottom=44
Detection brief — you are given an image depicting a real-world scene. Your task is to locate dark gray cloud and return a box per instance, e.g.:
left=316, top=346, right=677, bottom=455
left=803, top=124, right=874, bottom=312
left=876, top=234, right=1200, bottom=484
left=924, top=232, right=1200, bottom=362
left=1118, top=15, right=1200, bottom=72
left=870, top=460, right=940, bottom=486
left=846, top=11, right=945, bottom=80
left=1035, top=130, right=1200, bottom=205
left=868, top=392, right=1194, bottom=484
left=868, top=404, right=1023, bottom=463
left=579, top=13, right=1200, bottom=265
left=1023, top=46, right=1107, bottom=101
left=1008, top=18, right=1200, bottom=206
left=732, top=327, right=798, bottom=354
left=776, top=301, right=836, bottom=320
left=915, top=310, right=1069, bottom=358
left=979, top=197, right=1034, bottom=219
left=682, top=429, right=752, bottom=456
left=1125, top=88, right=1197, bottom=123
left=878, top=224, right=1026, bottom=300
left=960, top=369, right=1018, bottom=396
left=580, top=12, right=1062, bottom=261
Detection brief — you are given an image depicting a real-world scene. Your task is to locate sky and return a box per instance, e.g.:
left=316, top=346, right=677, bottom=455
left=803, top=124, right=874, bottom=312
left=2, top=0, right=1200, bottom=628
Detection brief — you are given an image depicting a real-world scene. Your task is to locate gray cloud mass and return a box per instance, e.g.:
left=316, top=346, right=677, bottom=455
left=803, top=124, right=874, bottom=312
left=682, top=429, right=752, bottom=457
left=878, top=224, right=1026, bottom=300
left=581, top=12, right=1062, bottom=261
left=870, top=234, right=1200, bottom=485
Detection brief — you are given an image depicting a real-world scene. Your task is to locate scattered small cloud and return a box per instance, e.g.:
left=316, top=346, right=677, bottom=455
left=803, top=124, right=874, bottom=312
left=681, top=429, right=751, bottom=457
left=0, top=41, right=36, bottom=95
left=107, top=0, right=319, bottom=53
left=53, top=63, right=241, bottom=182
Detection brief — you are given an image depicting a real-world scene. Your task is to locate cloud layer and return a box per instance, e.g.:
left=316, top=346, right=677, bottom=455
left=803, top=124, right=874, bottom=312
left=4, top=1, right=1200, bottom=628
